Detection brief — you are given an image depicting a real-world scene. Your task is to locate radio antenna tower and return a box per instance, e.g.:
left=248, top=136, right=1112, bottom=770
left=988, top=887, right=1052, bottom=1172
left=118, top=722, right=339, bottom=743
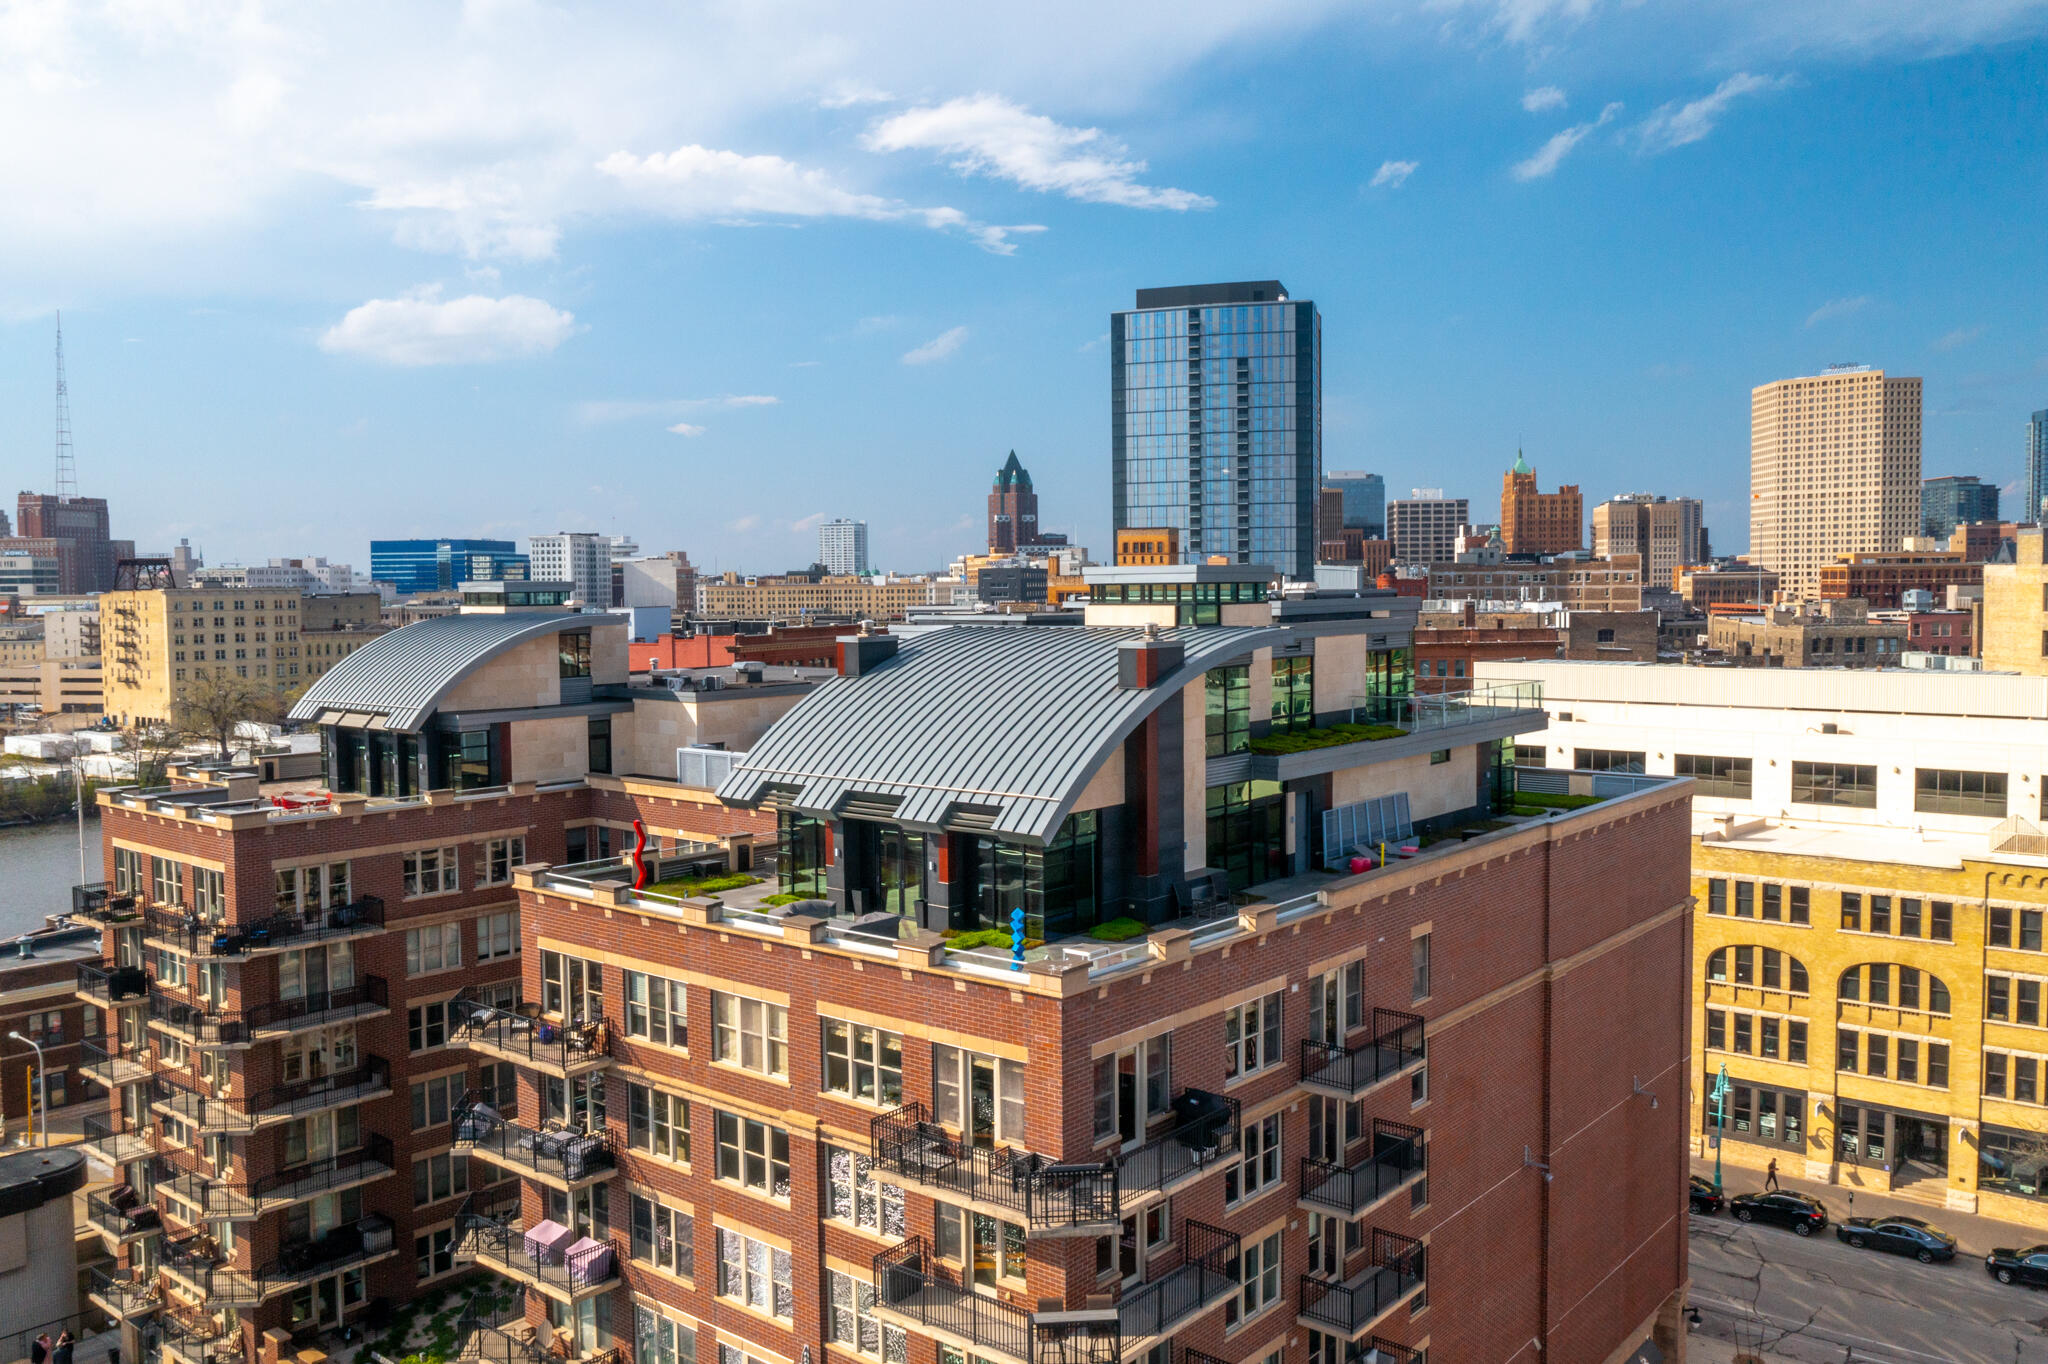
left=53, top=311, right=77, bottom=500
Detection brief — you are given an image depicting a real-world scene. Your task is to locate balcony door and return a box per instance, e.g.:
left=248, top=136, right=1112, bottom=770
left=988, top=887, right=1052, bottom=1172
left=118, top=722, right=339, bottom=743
left=1092, top=1034, right=1172, bottom=1150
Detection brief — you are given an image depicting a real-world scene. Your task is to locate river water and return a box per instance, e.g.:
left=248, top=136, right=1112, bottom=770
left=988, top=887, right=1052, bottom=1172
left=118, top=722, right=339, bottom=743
left=0, top=816, right=99, bottom=937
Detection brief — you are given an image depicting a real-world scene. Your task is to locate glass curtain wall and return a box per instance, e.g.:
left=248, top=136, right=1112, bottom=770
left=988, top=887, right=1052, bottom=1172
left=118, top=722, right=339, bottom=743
left=778, top=812, right=829, bottom=899
left=1356, top=647, right=1414, bottom=723
left=1271, top=655, right=1313, bottom=733
left=1207, top=780, right=1285, bottom=891
left=846, top=821, right=927, bottom=919
left=1205, top=666, right=1250, bottom=756
left=969, top=812, right=1100, bottom=939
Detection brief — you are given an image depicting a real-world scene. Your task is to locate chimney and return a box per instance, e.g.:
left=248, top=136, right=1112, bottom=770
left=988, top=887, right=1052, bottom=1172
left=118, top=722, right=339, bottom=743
left=838, top=633, right=899, bottom=677
left=1118, top=630, right=1185, bottom=688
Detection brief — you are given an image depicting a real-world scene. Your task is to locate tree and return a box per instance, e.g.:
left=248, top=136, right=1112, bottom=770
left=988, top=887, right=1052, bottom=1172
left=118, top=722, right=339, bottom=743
left=172, top=672, right=289, bottom=759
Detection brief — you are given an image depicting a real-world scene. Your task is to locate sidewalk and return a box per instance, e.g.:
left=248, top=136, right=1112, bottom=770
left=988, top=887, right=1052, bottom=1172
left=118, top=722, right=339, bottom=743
left=1692, top=1155, right=2029, bottom=1258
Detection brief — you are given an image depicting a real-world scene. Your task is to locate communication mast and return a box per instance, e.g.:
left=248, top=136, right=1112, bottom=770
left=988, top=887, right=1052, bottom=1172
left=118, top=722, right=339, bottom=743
left=54, top=311, right=77, bottom=500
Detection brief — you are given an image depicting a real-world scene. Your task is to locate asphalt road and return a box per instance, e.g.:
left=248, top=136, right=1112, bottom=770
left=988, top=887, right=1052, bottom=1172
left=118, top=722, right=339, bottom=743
left=1690, top=1211, right=2048, bottom=1363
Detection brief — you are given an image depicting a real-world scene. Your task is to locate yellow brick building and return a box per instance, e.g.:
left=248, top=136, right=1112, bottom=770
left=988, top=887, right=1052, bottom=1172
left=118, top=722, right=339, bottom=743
left=102, top=586, right=303, bottom=728
left=1981, top=526, right=2048, bottom=676
left=695, top=572, right=953, bottom=621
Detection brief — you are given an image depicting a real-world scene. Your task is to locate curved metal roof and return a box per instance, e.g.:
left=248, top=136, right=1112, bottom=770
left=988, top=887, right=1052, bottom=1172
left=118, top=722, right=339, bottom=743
left=716, top=624, right=1281, bottom=843
left=287, top=612, right=588, bottom=733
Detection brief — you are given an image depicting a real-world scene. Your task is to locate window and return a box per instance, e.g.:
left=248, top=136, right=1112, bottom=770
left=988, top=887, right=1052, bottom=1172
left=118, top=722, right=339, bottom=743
left=1205, top=665, right=1250, bottom=757
left=1840, top=892, right=1861, bottom=932
left=1676, top=754, right=1752, bottom=799
left=476, top=910, right=519, bottom=962
left=412, top=1150, right=470, bottom=1206
left=1270, top=655, right=1313, bottom=734
left=715, top=1226, right=792, bottom=1320
left=479, top=839, right=526, bottom=887
left=826, top=1145, right=905, bottom=1238
left=1575, top=748, right=1647, bottom=774
left=635, top=1307, right=697, bottom=1364
left=24, top=1010, right=62, bottom=1046
left=1225, top=992, right=1284, bottom=1080
left=932, top=1046, right=1026, bottom=1143
left=1706, top=1010, right=1726, bottom=1052
left=192, top=868, right=225, bottom=918
left=1791, top=762, right=1878, bottom=808
left=626, top=1082, right=690, bottom=1163
left=1838, top=1027, right=1860, bottom=1072
left=715, top=1112, right=791, bottom=1198
left=1412, top=933, right=1431, bottom=1000
left=935, top=1205, right=1025, bottom=1283
left=151, top=857, right=181, bottom=907
left=823, top=1019, right=903, bottom=1106
left=1761, top=884, right=1781, bottom=921
left=625, top=971, right=686, bottom=1048
left=404, top=847, right=459, bottom=897
left=1735, top=882, right=1754, bottom=918
left=1226, top=1230, right=1283, bottom=1329
left=1915, top=768, right=2007, bottom=818
left=406, top=923, right=462, bottom=976
left=412, top=1074, right=462, bottom=1130
left=587, top=716, right=612, bottom=775
left=559, top=632, right=592, bottom=678
left=1866, top=1034, right=1889, bottom=1078
left=711, top=993, right=787, bottom=1076
left=1707, top=879, right=1727, bottom=915
left=829, top=1268, right=909, bottom=1361
left=630, top=1193, right=695, bottom=1278
left=114, top=847, right=143, bottom=896
left=416, top=1226, right=457, bottom=1281
left=408, top=1000, right=451, bottom=1051
left=541, top=950, right=603, bottom=1019
left=1930, top=900, right=1952, bottom=941
left=1705, top=1077, right=1805, bottom=1149
left=1225, top=1112, right=1281, bottom=1205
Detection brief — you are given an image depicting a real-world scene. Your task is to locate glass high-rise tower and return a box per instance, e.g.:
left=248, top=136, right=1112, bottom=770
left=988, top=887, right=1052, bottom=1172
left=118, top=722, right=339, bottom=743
left=2028, top=410, right=2048, bottom=525
left=1111, top=281, right=1321, bottom=579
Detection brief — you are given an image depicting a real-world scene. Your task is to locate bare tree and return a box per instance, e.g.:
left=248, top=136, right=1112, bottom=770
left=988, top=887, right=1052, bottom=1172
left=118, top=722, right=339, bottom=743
left=172, top=673, right=289, bottom=759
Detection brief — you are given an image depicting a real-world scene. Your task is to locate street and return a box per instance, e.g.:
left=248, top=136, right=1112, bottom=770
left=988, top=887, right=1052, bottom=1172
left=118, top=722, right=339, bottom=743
left=1690, top=1211, right=2048, bottom=1363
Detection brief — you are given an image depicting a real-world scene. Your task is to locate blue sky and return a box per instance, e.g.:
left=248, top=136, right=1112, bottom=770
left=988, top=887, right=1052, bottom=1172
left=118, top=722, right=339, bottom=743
left=1, top=0, right=2046, bottom=574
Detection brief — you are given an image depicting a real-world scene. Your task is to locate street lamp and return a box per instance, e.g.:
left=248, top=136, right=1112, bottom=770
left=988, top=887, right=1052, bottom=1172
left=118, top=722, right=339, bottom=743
left=1709, top=1062, right=1731, bottom=1194
left=7, top=1032, right=46, bottom=1147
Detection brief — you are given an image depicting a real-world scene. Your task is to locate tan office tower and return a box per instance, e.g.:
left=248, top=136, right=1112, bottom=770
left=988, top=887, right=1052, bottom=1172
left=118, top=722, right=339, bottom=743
left=1594, top=493, right=1706, bottom=591
left=1751, top=366, right=1922, bottom=600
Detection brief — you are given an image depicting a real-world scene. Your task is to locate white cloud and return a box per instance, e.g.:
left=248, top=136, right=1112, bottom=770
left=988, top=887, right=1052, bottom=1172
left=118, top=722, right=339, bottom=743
left=864, top=94, right=1213, bottom=210
left=597, top=143, right=1041, bottom=253
left=729, top=514, right=762, bottom=534
left=667, top=422, right=705, bottom=436
left=1521, top=85, right=1567, bottom=113
left=1805, top=295, right=1872, bottom=327
left=577, top=394, right=781, bottom=423
left=1369, top=160, right=1418, bottom=189
left=819, top=82, right=895, bottom=109
left=1934, top=325, right=1985, bottom=351
left=1635, top=73, right=1790, bottom=154
left=1511, top=101, right=1622, bottom=180
left=902, top=326, right=969, bottom=365
left=790, top=511, right=828, bottom=532
left=318, top=290, right=577, bottom=366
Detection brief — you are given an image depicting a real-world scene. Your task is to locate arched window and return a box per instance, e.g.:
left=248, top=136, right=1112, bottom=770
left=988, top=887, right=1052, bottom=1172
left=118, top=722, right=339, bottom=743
left=1706, top=945, right=1809, bottom=993
left=1838, top=964, right=1951, bottom=1015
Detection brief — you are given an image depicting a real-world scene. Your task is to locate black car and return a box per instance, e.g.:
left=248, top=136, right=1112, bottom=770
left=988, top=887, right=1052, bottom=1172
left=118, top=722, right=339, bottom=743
left=1836, top=1215, right=1957, bottom=1263
left=1689, top=1175, right=1724, bottom=1215
left=1986, top=1245, right=2048, bottom=1286
left=1729, top=1190, right=1827, bottom=1235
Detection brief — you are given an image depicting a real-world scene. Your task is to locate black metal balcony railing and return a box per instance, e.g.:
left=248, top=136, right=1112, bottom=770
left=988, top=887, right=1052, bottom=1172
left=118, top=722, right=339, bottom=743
left=455, top=1186, right=621, bottom=1297
left=74, top=881, right=141, bottom=921
left=251, top=1057, right=391, bottom=1119
left=1298, top=1230, right=1426, bottom=1338
left=146, top=896, right=386, bottom=957
left=873, top=1236, right=1035, bottom=1361
left=1299, top=1120, right=1426, bottom=1219
left=160, top=1234, right=265, bottom=1305
left=871, top=1103, right=1117, bottom=1230
left=86, top=1190, right=162, bottom=1240
left=152, top=1074, right=259, bottom=1133
left=170, top=1133, right=396, bottom=1216
left=245, top=976, right=389, bottom=1032
left=83, top=1113, right=153, bottom=1165
left=453, top=1000, right=613, bottom=1072
left=262, top=1212, right=397, bottom=1285
left=1300, top=1009, right=1427, bottom=1098
left=454, top=1101, right=617, bottom=1184
left=1115, top=1090, right=1241, bottom=1201
left=88, top=1265, right=160, bottom=1317
left=151, top=990, right=250, bottom=1047
left=455, top=1287, right=548, bottom=1364
left=1347, top=1339, right=1419, bottom=1364
left=1108, top=1220, right=1239, bottom=1342
left=81, top=1037, right=152, bottom=1086
left=77, top=960, right=150, bottom=1004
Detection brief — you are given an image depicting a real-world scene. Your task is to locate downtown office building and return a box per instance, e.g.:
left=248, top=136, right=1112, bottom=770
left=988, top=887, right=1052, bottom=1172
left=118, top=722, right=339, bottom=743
left=1111, top=282, right=1322, bottom=581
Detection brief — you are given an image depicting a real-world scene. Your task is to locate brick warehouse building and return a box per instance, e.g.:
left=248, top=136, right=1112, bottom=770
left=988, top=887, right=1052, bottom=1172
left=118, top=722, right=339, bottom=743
left=72, top=589, right=799, bottom=1364
left=451, top=564, right=1695, bottom=1364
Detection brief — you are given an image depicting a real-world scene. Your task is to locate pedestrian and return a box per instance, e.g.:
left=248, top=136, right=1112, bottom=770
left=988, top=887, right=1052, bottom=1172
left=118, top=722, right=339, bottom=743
left=1766, top=1157, right=1780, bottom=1191
left=51, top=1329, right=73, bottom=1364
left=32, top=1333, right=50, bottom=1364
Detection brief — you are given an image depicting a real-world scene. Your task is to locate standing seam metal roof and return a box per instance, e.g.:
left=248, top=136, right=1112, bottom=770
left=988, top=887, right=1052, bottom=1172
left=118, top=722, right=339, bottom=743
left=286, top=612, right=591, bottom=732
left=715, top=624, right=1281, bottom=843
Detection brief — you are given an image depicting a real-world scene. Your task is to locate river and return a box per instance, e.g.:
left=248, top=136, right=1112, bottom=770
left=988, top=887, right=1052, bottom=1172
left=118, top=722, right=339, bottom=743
left=0, top=816, right=99, bottom=937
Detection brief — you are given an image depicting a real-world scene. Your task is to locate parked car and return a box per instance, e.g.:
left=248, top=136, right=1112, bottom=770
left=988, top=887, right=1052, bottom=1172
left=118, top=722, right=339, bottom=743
left=1689, top=1175, right=1724, bottom=1215
left=1836, top=1215, right=1956, bottom=1263
left=1729, top=1190, right=1828, bottom=1235
left=1986, top=1245, right=2048, bottom=1286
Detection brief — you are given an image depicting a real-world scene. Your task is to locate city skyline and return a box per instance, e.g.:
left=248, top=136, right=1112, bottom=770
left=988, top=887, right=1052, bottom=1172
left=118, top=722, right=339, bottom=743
left=3, top=6, right=2047, bottom=574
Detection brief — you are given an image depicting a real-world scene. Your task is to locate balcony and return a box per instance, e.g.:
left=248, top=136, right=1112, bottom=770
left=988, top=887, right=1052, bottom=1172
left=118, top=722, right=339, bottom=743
left=1031, top=1223, right=1239, bottom=1363
left=72, top=881, right=141, bottom=923
left=1299, top=1120, right=1426, bottom=1220
left=454, top=1100, right=616, bottom=1191
left=1297, top=1230, right=1426, bottom=1340
left=870, top=1103, right=1116, bottom=1234
left=81, top=1038, right=152, bottom=1089
left=150, top=991, right=250, bottom=1048
left=246, top=976, right=390, bottom=1037
left=872, top=1237, right=1035, bottom=1363
left=454, top=1001, right=613, bottom=1078
left=252, top=1057, right=392, bottom=1121
left=1240, top=681, right=1547, bottom=782
left=86, top=1189, right=163, bottom=1245
left=76, top=960, right=150, bottom=1008
left=259, top=1212, right=399, bottom=1290
left=159, top=1306, right=240, bottom=1364
left=1300, top=1010, right=1426, bottom=1101
left=87, top=1264, right=161, bottom=1320
left=152, top=1075, right=260, bottom=1135
left=161, top=1135, right=397, bottom=1220
left=455, top=1186, right=620, bottom=1305
left=161, top=1233, right=266, bottom=1305
left=82, top=1113, right=153, bottom=1167
left=1114, top=1091, right=1240, bottom=1209
left=455, top=1287, right=556, bottom=1364
left=144, top=896, right=386, bottom=957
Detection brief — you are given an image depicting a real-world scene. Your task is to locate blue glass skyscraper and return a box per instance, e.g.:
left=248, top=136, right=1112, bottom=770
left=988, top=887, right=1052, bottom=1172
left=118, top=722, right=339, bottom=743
left=1111, top=281, right=1321, bottom=579
left=369, top=538, right=529, bottom=595
left=2028, top=410, right=2048, bottom=525
left=1326, top=471, right=1385, bottom=537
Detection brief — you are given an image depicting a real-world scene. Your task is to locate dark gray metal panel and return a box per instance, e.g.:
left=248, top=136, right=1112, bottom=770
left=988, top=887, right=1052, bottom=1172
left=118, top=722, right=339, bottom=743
left=285, top=612, right=588, bottom=733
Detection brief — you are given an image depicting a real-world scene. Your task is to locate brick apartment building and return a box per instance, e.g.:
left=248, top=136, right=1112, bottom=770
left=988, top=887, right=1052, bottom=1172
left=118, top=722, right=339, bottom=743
left=1421, top=556, right=1644, bottom=613
left=1817, top=551, right=1982, bottom=610
left=1498, top=454, right=1582, bottom=555
left=0, top=920, right=103, bottom=1134
left=1706, top=600, right=1908, bottom=668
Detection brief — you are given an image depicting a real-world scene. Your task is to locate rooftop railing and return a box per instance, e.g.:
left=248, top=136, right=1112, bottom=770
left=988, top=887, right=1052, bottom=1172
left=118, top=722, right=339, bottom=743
left=873, top=1236, right=1034, bottom=1362
left=1300, top=1009, right=1426, bottom=1099
left=1348, top=679, right=1543, bottom=731
left=870, top=1102, right=1116, bottom=1230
